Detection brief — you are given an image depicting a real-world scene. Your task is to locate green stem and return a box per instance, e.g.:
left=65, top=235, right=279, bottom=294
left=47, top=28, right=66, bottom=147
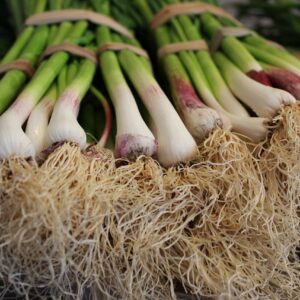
left=244, top=43, right=300, bottom=75
left=48, top=22, right=73, bottom=46
left=243, top=35, right=300, bottom=69
left=68, top=59, right=96, bottom=100
left=47, top=26, right=59, bottom=46
left=58, top=65, right=68, bottom=96
left=201, top=13, right=261, bottom=72
left=33, top=0, right=48, bottom=13
left=67, top=61, right=79, bottom=84
left=6, top=0, right=24, bottom=34
left=1, top=27, right=34, bottom=64
left=0, top=26, right=49, bottom=114
left=133, top=0, right=153, bottom=23
left=4, top=21, right=88, bottom=120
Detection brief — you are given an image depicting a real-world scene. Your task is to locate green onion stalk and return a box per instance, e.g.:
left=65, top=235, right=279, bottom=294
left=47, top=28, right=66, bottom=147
left=198, top=8, right=297, bottom=118
left=0, top=1, right=48, bottom=114
left=217, top=16, right=300, bottom=99
left=25, top=83, right=58, bottom=155
left=25, top=61, right=79, bottom=156
left=0, top=18, right=89, bottom=159
left=242, top=40, right=300, bottom=99
left=216, top=7, right=300, bottom=99
left=150, top=9, right=230, bottom=143
left=158, top=34, right=226, bottom=143
left=47, top=57, right=96, bottom=150
left=92, top=0, right=198, bottom=167
left=153, top=0, right=268, bottom=142
left=0, top=0, right=82, bottom=114
left=200, top=11, right=271, bottom=85
left=136, top=0, right=267, bottom=142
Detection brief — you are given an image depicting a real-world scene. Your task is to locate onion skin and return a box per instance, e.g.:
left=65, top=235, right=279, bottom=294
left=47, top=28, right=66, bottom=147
left=173, top=78, right=225, bottom=143
left=0, top=113, right=35, bottom=159
left=26, top=97, right=54, bottom=155
left=0, top=95, right=37, bottom=159
left=47, top=89, right=86, bottom=149
left=247, top=70, right=272, bottom=86
left=213, top=52, right=296, bottom=118
left=266, top=68, right=300, bottom=100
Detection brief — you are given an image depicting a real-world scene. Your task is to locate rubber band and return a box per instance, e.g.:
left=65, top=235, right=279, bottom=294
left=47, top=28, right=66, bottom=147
left=266, top=39, right=285, bottom=50
left=210, top=27, right=253, bottom=52
left=158, top=40, right=208, bottom=59
left=0, top=59, right=35, bottom=77
left=98, top=42, right=149, bottom=58
left=26, top=9, right=133, bottom=38
left=151, top=3, right=242, bottom=29
left=41, top=43, right=98, bottom=64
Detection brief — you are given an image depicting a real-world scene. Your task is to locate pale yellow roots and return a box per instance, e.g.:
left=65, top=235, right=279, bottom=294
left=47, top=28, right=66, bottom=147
left=0, top=132, right=299, bottom=299
left=257, top=104, right=300, bottom=253
left=128, top=129, right=300, bottom=299
left=0, top=144, right=170, bottom=299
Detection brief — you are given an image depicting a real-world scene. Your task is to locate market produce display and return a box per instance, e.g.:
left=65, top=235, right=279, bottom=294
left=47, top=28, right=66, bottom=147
left=0, top=0, right=299, bottom=299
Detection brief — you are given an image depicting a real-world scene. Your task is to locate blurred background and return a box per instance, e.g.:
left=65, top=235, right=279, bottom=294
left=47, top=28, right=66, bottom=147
left=220, top=0, right=300, bottom=49
left=1, top=0, right=300, bottom=57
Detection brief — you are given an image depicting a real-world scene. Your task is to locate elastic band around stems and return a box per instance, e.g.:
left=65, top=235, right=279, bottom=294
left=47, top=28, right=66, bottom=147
left=0, top=59, right=35, bottom=77
left=41, top=43, right=98, bottom=64
left=265, top=39, right=285, bottom=50
left=26, top=9, right=134, bottom=38
left=210, top=27, right=253, bottom=52
left=98, top=42, right=149, bottom=59
left=158, top=40, right=208, bottom=59
left=151, top=2, right=242, bottom=29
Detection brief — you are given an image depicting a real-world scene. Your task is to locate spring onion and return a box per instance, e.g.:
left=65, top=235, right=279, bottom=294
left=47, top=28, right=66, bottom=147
left=48, top=58, right=96, bottom=149
left=0, top=21, right=88, bottom=159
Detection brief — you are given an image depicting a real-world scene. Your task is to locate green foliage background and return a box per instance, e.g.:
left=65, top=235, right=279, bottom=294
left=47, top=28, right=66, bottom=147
left=235, top=0, right=300, bottom=48
left=0, top=2, right=16, bottom=58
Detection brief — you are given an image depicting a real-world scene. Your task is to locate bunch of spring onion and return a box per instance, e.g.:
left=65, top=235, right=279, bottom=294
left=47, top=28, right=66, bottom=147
left=0, top=0, right=197, bottom=297
left=199, top=0, right=300, bottom=255
left=91, top=0, right=198, bottom=168
left=0, top=0, right=116, bottom=297
left=0, top=0, right=91, bottom=159
left=130, top=0, right=300, bottom=298
left=182, top=0, right=300, bottom=246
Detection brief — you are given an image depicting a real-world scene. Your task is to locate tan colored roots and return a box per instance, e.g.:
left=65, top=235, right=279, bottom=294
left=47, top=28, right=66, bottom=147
left=130, top=129, right=299, bottom=299
left=0, top=144, right=171, bottom=299
left=257, top=104, right=300, bottom=253
left=0, top=131, right=299, bottom=299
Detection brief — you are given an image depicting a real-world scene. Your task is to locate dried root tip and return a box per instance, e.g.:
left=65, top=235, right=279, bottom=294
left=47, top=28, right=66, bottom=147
left=182, top=107, right=226, bottom=144
left=159, top=143, right=199, bottom=168
left=115, top=134, right=157, bottom=161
